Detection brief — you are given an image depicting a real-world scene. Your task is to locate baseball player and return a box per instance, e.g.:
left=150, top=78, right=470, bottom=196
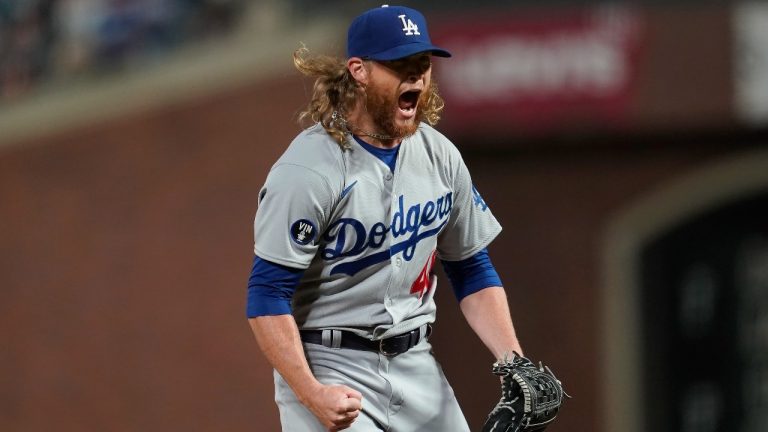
left=247, top=5, right=524, bottom=431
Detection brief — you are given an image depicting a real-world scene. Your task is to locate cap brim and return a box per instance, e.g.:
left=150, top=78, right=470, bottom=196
left=366, top=43, right=452, bottom=61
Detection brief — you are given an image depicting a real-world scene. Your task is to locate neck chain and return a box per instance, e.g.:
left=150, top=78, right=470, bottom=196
left=331, top=111, right=399, bottom=141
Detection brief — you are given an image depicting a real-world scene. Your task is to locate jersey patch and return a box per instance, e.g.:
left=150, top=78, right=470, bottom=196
left=290, top=219, right=317, bottom=245
left=472, top=185, right=489, bottom=212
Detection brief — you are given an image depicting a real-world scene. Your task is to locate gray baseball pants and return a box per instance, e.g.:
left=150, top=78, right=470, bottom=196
left=273, top=334, right=470, bottom=431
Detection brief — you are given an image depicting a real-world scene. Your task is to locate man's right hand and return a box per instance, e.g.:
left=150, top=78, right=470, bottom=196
left=300, top=383, right=363, bottom=431
left=248, top=316, right=364, bottom=431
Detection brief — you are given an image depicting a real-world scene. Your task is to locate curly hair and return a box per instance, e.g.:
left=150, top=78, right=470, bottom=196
left=293, top=45, right=445, bottom=149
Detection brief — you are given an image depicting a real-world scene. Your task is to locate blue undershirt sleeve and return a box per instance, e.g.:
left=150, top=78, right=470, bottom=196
left=440, top=248, right=502, bottom=302
left=246, top=255, right=304, bottom=317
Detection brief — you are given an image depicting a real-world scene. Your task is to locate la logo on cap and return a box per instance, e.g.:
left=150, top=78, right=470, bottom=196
left=381, top=4, right=420, bottom=36
left=399, top=14, right=420, bottom=35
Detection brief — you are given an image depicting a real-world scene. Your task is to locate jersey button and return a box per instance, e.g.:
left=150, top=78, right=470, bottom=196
left=395, top=257, right=402, bottom=267
left=384, top=173, right=393, bottom=181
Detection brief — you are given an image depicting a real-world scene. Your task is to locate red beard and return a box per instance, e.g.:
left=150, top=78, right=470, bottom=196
left=364, top=82, right=426, bottom=139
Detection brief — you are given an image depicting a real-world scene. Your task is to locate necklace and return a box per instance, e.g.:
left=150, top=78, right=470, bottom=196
left=331, top=111, right=399, bottom=141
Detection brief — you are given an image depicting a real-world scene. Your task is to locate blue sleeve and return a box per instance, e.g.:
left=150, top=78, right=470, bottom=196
left=440, top=248, right=502, bottom=302
left=246, top=255, right=304, bottom=317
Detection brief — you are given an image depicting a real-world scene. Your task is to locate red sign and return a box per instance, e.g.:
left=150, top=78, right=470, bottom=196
left=431, top=6, right=645, bottom=136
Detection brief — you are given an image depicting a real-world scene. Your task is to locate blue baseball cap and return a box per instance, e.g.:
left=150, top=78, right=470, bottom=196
left=347, top=5, right=451, bottom=61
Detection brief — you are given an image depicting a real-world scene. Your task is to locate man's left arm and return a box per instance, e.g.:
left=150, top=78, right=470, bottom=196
left=465, top=287, right=571, bottom=432
left=459, top=286, right=523, bottom=359
left=440, top=249, right=522, bottom=359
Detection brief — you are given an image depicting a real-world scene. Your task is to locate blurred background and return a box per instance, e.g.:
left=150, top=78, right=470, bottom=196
left=1, top=1, right=767, bottom=431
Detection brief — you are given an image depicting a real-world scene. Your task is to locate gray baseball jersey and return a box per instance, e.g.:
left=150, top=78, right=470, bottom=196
left=253, top=122, right=501, bottom=339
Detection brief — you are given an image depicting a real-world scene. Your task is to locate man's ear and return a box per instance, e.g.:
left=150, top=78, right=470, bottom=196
left=347, top=57, right=368, bottom=86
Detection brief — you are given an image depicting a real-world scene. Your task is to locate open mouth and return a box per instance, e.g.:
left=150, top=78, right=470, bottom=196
left=398, top=90, right=421, bottom=116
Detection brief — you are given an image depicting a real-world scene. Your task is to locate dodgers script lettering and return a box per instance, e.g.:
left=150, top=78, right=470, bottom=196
left=323, top=192, right=452, bottom=275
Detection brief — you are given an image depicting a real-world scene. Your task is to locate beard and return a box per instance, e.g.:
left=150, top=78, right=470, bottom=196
left=364, top=81, right=427, bottom=139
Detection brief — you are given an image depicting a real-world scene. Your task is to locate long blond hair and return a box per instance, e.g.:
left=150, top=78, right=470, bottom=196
left=293, top=45, right=445, bottom=149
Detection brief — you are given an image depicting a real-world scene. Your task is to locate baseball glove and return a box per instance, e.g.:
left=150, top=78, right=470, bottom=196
left=481, top=352, right=569, bottom=432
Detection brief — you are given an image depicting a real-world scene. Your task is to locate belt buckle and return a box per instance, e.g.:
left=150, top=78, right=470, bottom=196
left=379, top=338, right=400, bottom=357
